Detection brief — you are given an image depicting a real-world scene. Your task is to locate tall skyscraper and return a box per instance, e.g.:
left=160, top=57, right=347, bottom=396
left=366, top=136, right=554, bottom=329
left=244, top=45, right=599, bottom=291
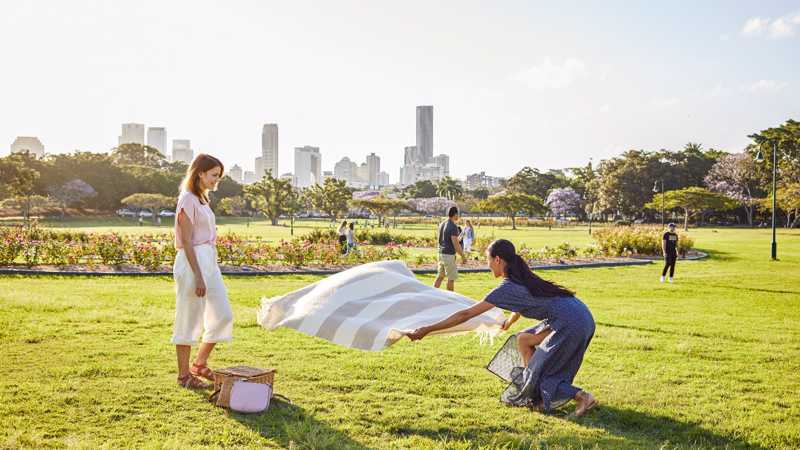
left=146, top=127, right=167, bottom=155
left=416, top=106, right=433, bottom=163
left=293, top=146, right=321, bottom=188
left=172, top=139, right=193, bottom=164
left=404, top=146, right=419, bottom=165
left=334, top=157, right=357, bottom=184
left=261, top=124, right=279, bottom=177
left=229, top=164, right=243, bottom=184
left=118, top=123, right=145, bottom=146
left=366, top=153, right=380, bottom=187
left=378, top=171, right=390, bottom=186
left=11, top=136, right=44, bottom=158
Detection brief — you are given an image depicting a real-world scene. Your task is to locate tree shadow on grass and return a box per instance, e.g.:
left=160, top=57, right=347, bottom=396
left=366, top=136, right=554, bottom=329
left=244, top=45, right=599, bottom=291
left=694, top=247, right=738, bottom=261
left=222, top=397, right=375, bottom=450
left=387, top=404, right=768, bottom=449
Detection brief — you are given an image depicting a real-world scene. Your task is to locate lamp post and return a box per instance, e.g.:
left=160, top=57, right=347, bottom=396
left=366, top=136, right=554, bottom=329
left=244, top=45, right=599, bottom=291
left=754, top=141, right=778, bottom=260
left=652, top=180, right=665, bottom=227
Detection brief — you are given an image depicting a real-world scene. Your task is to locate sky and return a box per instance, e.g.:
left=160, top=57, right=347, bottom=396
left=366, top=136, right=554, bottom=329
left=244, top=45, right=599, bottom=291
left=1, top=1, right=798, bottom=180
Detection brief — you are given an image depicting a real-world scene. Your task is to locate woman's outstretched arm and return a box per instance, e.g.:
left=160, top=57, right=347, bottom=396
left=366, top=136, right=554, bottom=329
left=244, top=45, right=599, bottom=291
left=406, top=300, right=495, bottom=341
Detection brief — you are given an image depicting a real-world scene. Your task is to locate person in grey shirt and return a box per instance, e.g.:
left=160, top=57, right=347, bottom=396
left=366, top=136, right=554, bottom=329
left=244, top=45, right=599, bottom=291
left=434, top=206, right=466, bottom=292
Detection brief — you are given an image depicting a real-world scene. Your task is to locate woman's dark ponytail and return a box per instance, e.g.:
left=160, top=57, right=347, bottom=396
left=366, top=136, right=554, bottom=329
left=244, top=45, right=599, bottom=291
left=488, top=239, right=574, bottom=298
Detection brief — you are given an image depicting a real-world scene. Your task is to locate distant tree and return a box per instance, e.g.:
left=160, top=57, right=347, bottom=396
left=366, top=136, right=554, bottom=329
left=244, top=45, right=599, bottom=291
left=217, top=196, right=247, bottom=216
left=48, top=179, right=97, bottom=219
left=0, top=195, right=57, bottom=218
left=0, top=155, right=40, bottom=220
left=479, top=191, right=545, bottom=230
left=243, top=172, right=295, bottom=225
left=761, top=182, right=800, bottom=228
left=545, top=187, right=583, bottom=218
left=704, top=153, right=761, bottom=226
left=111, top=143, right=168, bottom=168
left=305, top=178, right=351, bottom=220
left=747, top=119, right=800, bottom=185
left=121, top=193, right=174, bottom=224
left=645, top=187, right=736, bottom=230
left=435, top=177, right=464, bottom=201
left=468, top=188, right=490, bottom=200
left=506, top=167, right=569, bottom=199
left=352, top=197, right=410, bottom=226
left=403, top=180, right=437, bottom=198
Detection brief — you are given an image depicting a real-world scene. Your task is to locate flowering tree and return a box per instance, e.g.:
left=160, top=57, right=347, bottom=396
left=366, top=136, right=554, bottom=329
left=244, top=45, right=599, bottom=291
left=48, top=179, right=97, bottom=219
left=545, top=187, right=582, bottom=218
left=407, top=197, right=456, bottom=216
left=704, top=153, right=761, bottom=226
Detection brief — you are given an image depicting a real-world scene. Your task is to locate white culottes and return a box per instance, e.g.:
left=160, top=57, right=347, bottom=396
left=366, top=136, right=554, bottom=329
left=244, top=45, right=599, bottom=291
left=171, top=244, right=233, bottom=345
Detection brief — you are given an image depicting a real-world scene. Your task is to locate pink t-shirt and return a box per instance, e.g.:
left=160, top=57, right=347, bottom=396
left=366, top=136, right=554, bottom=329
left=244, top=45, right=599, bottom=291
left=174, top=190, right=217, bottom=249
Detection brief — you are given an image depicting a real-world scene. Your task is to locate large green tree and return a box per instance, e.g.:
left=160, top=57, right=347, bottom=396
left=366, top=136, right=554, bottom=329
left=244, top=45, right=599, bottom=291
left=435, top=176, right=464, bottom=201
left=747, top=119, right=800, bottom=185
left=305, top=178, right=351, bottom=220
left=111, top=143, right=168, bottom=169
left=243, top=172, right=296, bottom=225
left=351, top=197, right=409, bottom=226
left=478, top=191, right=545, bottom=230
left=403, top=180, right=437, bottom=198
left=645, top=187, right=736, bottom=230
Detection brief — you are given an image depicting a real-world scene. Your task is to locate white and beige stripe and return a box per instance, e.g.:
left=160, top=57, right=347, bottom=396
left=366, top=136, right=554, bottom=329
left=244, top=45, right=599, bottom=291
left=257, top=260, right=505, bottom=351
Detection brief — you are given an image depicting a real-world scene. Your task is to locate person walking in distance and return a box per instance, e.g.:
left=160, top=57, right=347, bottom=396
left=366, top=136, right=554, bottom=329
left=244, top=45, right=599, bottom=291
left=661, top=223, right=679, bottom=283
left=434, top=206, right=467, bottom=292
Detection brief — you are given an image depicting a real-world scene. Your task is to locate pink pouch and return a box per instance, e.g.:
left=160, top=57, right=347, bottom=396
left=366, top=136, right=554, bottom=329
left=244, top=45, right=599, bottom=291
left=229, top=380, right=272, bottom=413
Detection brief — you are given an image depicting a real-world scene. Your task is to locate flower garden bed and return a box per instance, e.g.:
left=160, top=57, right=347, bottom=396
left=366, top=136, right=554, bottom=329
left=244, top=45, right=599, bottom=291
left=0, top=223, right=700, bottom=275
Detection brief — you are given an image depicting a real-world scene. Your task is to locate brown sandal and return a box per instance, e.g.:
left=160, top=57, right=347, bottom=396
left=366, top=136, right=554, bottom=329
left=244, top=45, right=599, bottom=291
left=190, top=362, right=215, bottom=382
left=177, top=374, right=209, bottom=389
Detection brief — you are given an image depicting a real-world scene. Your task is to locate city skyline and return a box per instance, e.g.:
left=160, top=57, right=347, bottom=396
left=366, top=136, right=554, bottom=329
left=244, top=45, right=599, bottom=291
left=1, top=2, right=798, bottom=179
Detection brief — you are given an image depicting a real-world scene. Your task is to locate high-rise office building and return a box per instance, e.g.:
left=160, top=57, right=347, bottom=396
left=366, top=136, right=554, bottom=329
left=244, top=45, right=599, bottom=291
left=10, top=136, right=44, bottom=158
left=261, top=124, right=279, bottom=177
left=118, top=123, right=145, bottom=146
left=404, top=146, right=419, bottom=166
left=229, top=164, right=243, bottom=184
left=378, top=171, right=390, bottom=186
left=172, top=139, right=193, bottom=164
left=146, top=127, right=167, bottom=155
left=416, top=106, right=433, bottom=163
left=293, top=146, right=321, bottom=188
left=334, top=157, right=357, bottom=183
left=243, top=171, right=257, bottom=184
left=255, top=156, right=265, bottom=181
left=366, top=153, right=380, bottom=187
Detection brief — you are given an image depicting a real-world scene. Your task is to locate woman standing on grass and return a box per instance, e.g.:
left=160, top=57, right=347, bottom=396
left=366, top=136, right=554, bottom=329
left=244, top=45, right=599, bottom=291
left=407, top=239, right=597, bottom=416
left=172, top=154, right=233, bottom=389
left=346, top=222, right=357, bottom=255
left=338, top=220, right=349, bottom=255
left=461, top=220, right=475, bottom=254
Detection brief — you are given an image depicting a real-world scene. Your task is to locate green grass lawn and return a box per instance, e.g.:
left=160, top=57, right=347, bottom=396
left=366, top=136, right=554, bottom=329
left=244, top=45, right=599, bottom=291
left=1, top=228, right=799, bottom=449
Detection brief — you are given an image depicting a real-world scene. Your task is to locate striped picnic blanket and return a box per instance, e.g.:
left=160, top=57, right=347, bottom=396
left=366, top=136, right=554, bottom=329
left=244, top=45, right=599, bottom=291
left=256, top=260, right=505, bottom=351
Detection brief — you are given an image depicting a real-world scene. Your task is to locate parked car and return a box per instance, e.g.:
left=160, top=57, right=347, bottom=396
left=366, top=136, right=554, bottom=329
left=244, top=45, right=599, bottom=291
left=138, top=210, right=153, bottom=218
left=159, top=210, right=175, bottom=217
left=116, top=208, right=136, bottom=217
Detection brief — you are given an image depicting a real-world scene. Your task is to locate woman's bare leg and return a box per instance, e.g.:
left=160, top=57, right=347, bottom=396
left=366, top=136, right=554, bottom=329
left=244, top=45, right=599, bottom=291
left=516, top=328, right=552, bottom=366
left=194, top=342, right=216, bottom=366
left=176, top=345, right=191, bottom=377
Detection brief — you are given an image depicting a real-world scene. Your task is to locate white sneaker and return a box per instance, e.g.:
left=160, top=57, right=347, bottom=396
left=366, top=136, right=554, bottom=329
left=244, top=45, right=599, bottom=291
left=668, top=277, right=673, bottom=283
left=660, top=276, right=665, bottom=283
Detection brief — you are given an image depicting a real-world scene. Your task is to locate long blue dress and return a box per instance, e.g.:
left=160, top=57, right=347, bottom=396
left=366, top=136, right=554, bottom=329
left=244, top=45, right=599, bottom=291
left=485, top=278, right=595, bottom=411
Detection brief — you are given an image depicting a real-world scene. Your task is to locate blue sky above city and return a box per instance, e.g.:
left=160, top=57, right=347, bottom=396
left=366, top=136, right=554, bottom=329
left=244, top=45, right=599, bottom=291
left=1, top=1, right=798, bottom=179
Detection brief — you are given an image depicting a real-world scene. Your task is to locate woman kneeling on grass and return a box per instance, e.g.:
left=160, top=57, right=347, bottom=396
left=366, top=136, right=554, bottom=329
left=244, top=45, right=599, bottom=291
left=407, top=239, right=597, bottom=416
left=172, top=154, right=234, bottom=389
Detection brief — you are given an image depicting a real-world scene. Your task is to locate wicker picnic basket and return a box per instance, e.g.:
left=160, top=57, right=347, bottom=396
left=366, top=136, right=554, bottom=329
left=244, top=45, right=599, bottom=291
left=211, top=366, right=276, bottom=407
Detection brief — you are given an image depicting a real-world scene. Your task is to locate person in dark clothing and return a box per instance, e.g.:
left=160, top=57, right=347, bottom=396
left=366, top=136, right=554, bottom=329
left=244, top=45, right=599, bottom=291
left=661, top=223, right=679, bottom=283
left=434, top=206, right=466, bottom=292
left=408, top=239, right=597, bottom=416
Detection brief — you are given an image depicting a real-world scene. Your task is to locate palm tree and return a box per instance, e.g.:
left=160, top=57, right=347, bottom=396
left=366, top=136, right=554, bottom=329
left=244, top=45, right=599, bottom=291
left=436, top=177, right=464, bottom=201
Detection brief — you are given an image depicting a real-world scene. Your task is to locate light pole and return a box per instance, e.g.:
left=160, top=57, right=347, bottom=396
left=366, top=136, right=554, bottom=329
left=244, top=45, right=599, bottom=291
left=652, top=180, right=665, bottom=227
left=754, top=141, right=778, bottom=260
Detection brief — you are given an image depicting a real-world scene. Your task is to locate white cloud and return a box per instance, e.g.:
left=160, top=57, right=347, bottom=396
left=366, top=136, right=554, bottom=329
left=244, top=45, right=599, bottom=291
left=747, top=79, right=788, bottom=93
left=741, top=17, right=769, bottom=35
left=651, top=97, right=680, bottom=108
left=769, top=18, right=796, bottom=38
left=513, top=58, right=588, bottom=89
left=740, top=12, right=800, bottom=39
